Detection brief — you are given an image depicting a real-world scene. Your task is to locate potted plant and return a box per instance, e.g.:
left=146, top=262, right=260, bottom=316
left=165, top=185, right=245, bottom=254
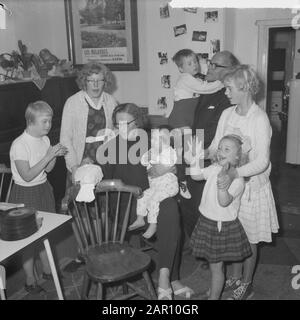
left=11, top=40, right=34, bottom=78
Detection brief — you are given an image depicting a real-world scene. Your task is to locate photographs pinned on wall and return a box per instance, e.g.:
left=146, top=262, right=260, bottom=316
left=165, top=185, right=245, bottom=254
left=183, top=8, right=197, bottom=14
left=197, top=53, right=209, bottom=75
left=158, top=52, right=168, bottom=65
left=210, top=39, right=220, bottom=54
left=204, top=11, right=218, bottom=23
left=197, top=53, right=209, bottom=60
left=160, top=3, right=170, bottom=18
left=157, top=97, right=167, bottom=110
left=192, top=31, right=207, bottom=42
left=161, top=75, right=171, bottom=89
left=173, top=24, right=187, bottom=37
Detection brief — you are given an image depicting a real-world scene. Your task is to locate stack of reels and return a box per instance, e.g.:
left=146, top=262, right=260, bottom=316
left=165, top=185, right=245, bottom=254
left=0, top=207, right=38, bottom=241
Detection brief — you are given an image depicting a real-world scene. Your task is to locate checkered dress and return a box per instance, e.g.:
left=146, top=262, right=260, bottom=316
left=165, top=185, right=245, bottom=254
left=190, top=214, right=252, bottom=263
left=238, top=181, right=279, bottom=244
left=9, top=181, right=56, bottom=213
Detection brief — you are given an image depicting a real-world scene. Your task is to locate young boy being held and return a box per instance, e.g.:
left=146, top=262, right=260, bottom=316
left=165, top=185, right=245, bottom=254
left=9, top=100, right=68, bottom=294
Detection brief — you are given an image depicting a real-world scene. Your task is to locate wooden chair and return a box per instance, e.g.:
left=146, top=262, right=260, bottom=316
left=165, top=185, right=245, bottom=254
left=0, top=164, right=13, bottom=202
left=67, top=179, right=157, bottom=300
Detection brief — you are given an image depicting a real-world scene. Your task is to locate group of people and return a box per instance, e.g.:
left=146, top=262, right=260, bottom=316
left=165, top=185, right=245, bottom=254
left=8, top=48, right=279, bottom=301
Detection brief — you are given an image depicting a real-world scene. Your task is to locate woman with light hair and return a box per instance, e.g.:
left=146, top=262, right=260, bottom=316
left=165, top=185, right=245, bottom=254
left=202, top=64, right=279, bottom=300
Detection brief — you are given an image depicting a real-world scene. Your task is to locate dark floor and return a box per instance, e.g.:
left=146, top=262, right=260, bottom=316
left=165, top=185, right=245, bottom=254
left=4, top=136, right=300, bottom=300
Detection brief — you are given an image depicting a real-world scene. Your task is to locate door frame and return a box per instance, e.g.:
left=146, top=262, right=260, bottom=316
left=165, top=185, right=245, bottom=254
left=256, top=19, right=295, bottom=111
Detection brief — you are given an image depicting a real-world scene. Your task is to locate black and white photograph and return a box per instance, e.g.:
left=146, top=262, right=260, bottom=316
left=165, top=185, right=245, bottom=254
left=204, top=10, right=219, bottom=23
left=183, top=8, right=197, bottom=14
left=158, top=51, right=168, bottom=64
left=173, top=24, right=187, bottom=37
left=159, top=3, right=170, bottom=19
left=192, top=31, right=207, bottom=42
left=157, top=96, right=167, bottom=110
left=197, top=52, right=209, bottom=60
left=1, top=0, right=300, bottom=304
left=210, top=39, right=221, bottom=54
left=161, top=75, right=170, bottom=88
left=65, top=0, right=139, bottom=71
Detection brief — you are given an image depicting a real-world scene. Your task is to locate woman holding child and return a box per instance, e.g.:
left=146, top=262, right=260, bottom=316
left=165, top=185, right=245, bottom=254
left=187, top=65, right=279, bottom=300
left=96, top=103, right=194, bottom=300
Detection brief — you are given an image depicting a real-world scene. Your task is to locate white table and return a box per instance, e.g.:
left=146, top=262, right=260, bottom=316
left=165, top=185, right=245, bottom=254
left=0, top=211, right=72, bottom=300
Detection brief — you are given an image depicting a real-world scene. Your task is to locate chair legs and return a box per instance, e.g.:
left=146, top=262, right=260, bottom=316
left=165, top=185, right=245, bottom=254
left=122, top=283, right=128, bottom=295
left=81, top=272, right=91, bottom=300
left=81, top=271, right=156, bottom=300
left=96, top=282, right=103, bottom=300
left=142, top=271, right=157, bottom=300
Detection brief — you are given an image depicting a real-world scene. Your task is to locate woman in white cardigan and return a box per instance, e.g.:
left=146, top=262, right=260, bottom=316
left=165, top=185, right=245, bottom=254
left=60, top=62, right=117, bottom=271
left=202, top=65, right=278, bottom=299
left=60, top=62, right=117, bottom=182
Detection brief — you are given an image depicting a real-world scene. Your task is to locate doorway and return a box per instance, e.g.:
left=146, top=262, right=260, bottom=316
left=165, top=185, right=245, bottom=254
left=267, top=27, right=295, bottom=164
left=258, top=22, right=300, bottom=217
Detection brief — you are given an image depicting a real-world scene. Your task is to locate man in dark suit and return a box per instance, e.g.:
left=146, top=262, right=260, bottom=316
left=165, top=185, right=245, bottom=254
left=179, top=50, right=240, bottom=237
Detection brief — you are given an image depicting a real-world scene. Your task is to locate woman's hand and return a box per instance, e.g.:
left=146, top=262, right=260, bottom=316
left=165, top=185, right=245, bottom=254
left=148, top=164, right=177, bottom=178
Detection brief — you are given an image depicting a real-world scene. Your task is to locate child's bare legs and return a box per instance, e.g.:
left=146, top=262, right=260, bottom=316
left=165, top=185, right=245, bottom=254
left=242, top=243, right=257, bottom=282
left=128, top=215, right=145, bottom=230
left=209, top=261, right=224, bottom=300
left=23, top=257, right=36, bottom=286
left=230, top=243, right=257, bottom=283
left=159, top=268, right=170, bottom=290
left=142, top=223, right=157, bottom=239
left=39, top=249, right=51, bottom=275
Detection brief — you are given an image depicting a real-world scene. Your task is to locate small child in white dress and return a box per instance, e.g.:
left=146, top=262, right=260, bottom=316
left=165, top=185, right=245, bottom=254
left=128, top=127, right=179, bottom=239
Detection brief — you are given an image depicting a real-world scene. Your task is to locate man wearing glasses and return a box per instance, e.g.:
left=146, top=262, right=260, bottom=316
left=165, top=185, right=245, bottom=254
left=180, top=50, right=240, bottom=239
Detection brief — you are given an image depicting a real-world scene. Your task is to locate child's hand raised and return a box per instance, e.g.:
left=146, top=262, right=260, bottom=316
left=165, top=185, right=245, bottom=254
left=217, top=163, right=236, bottom=190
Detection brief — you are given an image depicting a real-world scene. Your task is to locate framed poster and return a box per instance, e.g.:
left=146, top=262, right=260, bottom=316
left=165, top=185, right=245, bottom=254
left=64, top=0, right=139, bottom=71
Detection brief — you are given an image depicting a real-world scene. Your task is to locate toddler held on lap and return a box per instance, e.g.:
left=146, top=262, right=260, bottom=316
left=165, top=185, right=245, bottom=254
left=129, top=126, right=179, bottom=239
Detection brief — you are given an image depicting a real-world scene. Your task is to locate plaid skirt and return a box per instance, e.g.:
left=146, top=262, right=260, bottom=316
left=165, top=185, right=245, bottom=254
left=9, top=180, right=56, bottom=213
left=190, top=214, right=252, bottom=263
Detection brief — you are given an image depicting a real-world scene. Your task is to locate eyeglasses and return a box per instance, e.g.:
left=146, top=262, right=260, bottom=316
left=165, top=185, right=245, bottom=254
left=115, top=118, right=136, bottom=128
left=207, top=59, right=228, bottom=69
left=86, top=79, right=105, bottom=85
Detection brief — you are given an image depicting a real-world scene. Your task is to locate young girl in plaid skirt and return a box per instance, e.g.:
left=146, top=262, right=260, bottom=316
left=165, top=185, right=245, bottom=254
left=206, top=65, right=279, bottom=300
left=187, top=134, right=251, bottom=300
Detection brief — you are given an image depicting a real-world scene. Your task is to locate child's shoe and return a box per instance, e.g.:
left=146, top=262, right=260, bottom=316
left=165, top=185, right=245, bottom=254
left=227, top=282, right=254, bottom=300
left=179, top=181, right=191, bottom=199
left=223, top=277, right=241, bottom=292
left=24, top=283, right=45, bottom=294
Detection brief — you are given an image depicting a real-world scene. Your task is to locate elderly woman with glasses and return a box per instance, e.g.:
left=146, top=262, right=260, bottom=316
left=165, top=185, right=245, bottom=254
left=95, top=103, right=195, bottom=300
left=60, top=62, right=118, bottom=184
